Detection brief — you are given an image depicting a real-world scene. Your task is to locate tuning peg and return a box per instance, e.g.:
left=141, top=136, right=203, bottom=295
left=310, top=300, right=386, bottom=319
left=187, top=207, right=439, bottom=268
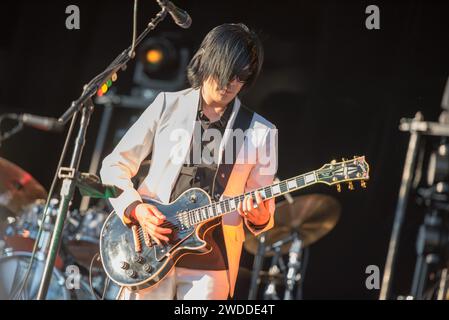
left=336, top=184, right=341, bottom=192
left=330, top=159, right=337, bottom=169
left=348, top=181, right=354, bottom=190
left=360, top=180, right=367, bottom=188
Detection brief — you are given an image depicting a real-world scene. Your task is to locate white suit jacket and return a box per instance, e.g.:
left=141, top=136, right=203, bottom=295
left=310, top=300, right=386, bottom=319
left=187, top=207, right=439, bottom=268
left=100, top=87, right=278, bottom=297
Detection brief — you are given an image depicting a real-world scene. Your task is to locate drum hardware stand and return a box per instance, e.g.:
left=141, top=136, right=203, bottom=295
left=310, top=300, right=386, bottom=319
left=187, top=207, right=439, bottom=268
left=35, top=7, right=173, bottom=299
left=263, top=245, right=283, bottom=300
left=248, top=177, right=296, bottom=300
left=261, top=236, right=294, bottom=300
left=284, top=232, right=303, bottom=300
left=380, top=105, right=449, bottom=299
left=248, top=224, right=299, bottom=300
left=248, top=233, right=266, bottom=300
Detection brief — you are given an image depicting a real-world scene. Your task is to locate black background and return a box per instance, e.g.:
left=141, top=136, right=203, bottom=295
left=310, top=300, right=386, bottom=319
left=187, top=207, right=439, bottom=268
left=1, top=0, right=449, bottom=299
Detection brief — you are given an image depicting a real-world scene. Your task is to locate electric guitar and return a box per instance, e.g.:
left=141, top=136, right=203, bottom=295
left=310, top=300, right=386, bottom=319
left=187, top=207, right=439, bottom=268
left=99, top=156, right=370, bottom=291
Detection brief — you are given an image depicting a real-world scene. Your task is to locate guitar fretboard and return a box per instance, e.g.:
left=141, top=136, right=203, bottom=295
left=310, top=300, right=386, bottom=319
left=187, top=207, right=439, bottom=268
left=179, top=171, right=319, bottom=227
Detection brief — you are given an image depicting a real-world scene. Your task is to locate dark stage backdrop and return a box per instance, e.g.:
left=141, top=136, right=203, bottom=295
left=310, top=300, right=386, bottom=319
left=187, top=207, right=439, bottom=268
left=1, top=0, right=448, bottom=299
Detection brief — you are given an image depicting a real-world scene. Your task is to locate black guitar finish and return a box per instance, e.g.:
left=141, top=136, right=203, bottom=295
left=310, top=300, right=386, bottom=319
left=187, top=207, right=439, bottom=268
left=100, top=157, right=370, bottom=291
left=100, top=188, right=215, bottom=291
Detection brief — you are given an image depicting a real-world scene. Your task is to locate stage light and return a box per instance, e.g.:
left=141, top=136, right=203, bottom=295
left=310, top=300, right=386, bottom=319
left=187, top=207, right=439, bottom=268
left=137, top=38, right=178, bottom=81
left=146, top=49, right=164, bottom=65
left=133, top=34, right=190, bottom=91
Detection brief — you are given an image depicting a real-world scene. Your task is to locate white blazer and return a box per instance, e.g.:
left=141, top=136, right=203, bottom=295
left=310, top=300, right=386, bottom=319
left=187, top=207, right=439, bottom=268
left=100, top=87, right=278, bottom=297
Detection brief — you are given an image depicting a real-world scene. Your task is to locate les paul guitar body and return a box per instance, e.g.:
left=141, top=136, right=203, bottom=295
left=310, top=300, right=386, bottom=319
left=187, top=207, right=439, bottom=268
left=100, top=188, right=217, bottom=291
left=100, top=156, right=370, bottom=291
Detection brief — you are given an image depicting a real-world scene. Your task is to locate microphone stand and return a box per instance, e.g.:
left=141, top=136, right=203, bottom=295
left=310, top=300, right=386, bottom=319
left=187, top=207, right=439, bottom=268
left=36, top=8, right=168, bottom=300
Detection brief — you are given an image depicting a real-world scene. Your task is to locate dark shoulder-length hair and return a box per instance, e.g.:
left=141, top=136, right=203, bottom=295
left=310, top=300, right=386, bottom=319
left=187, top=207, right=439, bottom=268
left=187, top=23, right=264, bottom=90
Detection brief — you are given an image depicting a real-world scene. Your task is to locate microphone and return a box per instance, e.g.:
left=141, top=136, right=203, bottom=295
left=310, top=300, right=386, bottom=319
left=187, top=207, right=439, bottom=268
left=18, top=113, right=64, bottom=132
left=156, top=0, right=192, bottom=29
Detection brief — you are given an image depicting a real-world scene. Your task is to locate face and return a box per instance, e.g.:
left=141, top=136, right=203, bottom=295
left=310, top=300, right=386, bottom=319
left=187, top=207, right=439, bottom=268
left=201, top=66, right=251, bottom=106
left=202, top=76, right=244, bottom=106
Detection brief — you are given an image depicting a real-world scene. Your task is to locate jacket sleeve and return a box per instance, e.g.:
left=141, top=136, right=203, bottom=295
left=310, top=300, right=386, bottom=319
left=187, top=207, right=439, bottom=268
left=243, top=125, right=278, bottom=236
left=99, top=92, right=166, bottom=224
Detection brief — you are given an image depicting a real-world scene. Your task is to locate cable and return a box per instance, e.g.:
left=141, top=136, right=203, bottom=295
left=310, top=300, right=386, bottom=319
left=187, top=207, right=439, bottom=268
left=13, top=111, right=79, bottom=299
left=129, top=0, right=139, bottom=58
left=88, top=252, right=102, bottom=300
left=0, top=114, right=24, bottom=147
left=102, top=276, right=110, bottom=300
left=88, top=251, right=113, bottom=300
left=81, top=0, right=138, bottom=98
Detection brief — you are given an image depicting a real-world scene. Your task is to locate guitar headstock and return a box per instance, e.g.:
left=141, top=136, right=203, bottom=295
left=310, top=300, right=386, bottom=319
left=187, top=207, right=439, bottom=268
left=316, top=156, right=370, bottom=192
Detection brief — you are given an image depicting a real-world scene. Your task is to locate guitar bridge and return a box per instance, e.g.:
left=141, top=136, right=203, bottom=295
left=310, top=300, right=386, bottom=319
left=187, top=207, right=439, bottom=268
left=142, top=229, right=154, bottom=248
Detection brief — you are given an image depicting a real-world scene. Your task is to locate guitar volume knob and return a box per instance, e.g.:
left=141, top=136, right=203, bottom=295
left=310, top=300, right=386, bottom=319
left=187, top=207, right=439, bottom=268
left=143, top=263, right=153, bottom=273
left=126, top=269, right=137, bottom=278
left=120, top=261, right=130, bottom=270
left=132, top=255, right=145, bottom=264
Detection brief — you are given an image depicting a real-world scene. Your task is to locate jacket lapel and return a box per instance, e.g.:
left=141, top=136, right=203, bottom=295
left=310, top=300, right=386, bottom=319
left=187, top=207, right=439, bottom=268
left=149, top=88, right=200, bottom=203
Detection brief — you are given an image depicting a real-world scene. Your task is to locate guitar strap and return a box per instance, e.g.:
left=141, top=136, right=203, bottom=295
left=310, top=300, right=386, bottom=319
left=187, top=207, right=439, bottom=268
left=211, top=103, right=254, bottom=201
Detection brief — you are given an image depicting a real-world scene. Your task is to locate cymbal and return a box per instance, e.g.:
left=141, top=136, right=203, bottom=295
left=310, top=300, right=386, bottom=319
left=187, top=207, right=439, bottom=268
left=0, top=157, right=47, bottom=217
left=244, top=194, right=341, bottom=256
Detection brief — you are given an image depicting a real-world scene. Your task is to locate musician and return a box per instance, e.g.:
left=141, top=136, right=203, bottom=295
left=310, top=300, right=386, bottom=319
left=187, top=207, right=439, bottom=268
left=100, top=23, right=278, bottom=300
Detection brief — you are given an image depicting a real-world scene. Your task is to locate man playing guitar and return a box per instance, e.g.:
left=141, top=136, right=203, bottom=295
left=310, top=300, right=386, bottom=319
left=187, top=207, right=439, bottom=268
left=100, top=23, right=278, bottom=300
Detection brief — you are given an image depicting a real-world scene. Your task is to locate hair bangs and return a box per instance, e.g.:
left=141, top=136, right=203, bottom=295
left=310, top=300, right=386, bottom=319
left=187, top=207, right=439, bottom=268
left=187, top=23, right=263, bottom=90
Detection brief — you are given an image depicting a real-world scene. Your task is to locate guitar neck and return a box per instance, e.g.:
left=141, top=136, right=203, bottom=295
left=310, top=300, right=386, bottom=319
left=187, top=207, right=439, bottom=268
left=185, top=170, right=319, bottom=226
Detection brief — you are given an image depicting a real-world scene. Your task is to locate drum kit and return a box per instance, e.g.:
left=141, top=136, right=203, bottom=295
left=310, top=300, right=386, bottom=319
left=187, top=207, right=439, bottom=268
left=0, top=157, right=120, bottom=300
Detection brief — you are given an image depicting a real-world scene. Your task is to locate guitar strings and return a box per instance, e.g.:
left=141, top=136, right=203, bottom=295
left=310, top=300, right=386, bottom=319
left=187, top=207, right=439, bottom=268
left=155, top=187, right=275, bottom=229
left=135, top=165, right=357, bottom=235
left=133, top=165, right=360, bottom=247
left=149, top=175, right=307, bottom=229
